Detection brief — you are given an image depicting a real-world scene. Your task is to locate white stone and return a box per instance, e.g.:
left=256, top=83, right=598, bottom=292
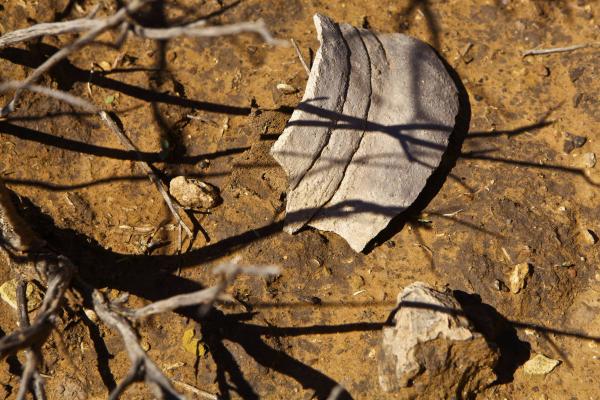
left=169, top=176, right=220, bottom=210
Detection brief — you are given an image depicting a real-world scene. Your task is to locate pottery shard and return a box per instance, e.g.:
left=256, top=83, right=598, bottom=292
left=169, top=176, right=220, bottom=210
left=271, top=14, right=459, bottom=252
left=379, top=282, right=498, bottom=398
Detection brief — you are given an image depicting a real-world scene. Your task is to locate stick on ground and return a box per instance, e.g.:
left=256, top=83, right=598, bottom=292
left=522, top=43, right=598, bottom=56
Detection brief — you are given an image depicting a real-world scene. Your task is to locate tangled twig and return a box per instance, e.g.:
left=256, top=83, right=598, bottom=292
left=0, top=178, right=279, bottom=399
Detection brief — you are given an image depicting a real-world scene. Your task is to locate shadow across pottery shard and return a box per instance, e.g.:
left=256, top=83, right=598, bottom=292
left=271, top=14, right=459, bottom=252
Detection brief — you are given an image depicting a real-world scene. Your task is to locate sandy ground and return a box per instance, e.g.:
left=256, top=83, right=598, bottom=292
left=0, top=0, right=599, bottom=399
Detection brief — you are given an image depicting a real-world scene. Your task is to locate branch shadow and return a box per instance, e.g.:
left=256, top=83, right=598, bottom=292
left=7, top=189, right=599, bottom=399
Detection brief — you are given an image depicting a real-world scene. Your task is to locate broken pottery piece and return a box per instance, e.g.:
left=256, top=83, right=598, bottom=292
left=379, top=282, right=498, bottom=397
left=271, top=14, right=459, bottom=252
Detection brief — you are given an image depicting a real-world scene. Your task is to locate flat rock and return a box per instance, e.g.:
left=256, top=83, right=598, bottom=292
left=379, top=282, right=498, bottom=398
left=523, top=354, right=560, bottom=375
left=271, top=14, right=459, bottom=252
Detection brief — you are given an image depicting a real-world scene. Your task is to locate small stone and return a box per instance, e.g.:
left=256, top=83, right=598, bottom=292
left=182, top=328, right=206, bottom=356
left=509, top=262, right=531, bottom=294
left=0, top=279, right=42, bottom=311
left=523, top=354, right=560, bottom=375
left=582, top=152, right=596, bottom=168
left=276, top=83, right=298, bottom=94
left=581, top=228, right=598, bottom=245
left=535, top=65, right=550, bottom=77
left=141, top=338, right=151, bottom=352
left=169, top=176, right=220, bottom=210
left=83, top=308, right=98, bottom=323
left=563, top=133, right=587, bottom=154
left=493, top=279, right=509, bottom=292
left=98, top=61, right=112, bottom=71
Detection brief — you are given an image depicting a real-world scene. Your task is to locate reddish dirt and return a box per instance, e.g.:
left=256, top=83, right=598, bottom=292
left=0, top=0, right=599, bottom=399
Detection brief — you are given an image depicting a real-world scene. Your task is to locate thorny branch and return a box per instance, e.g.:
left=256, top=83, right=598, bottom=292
left=0, top=178, right=279, bottom=399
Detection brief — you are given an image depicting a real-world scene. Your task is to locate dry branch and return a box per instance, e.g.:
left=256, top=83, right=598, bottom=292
left=0, top=177, right=281, bottom=399
left=0, top=83, right=194, bottom=239
left=522, top=43, right=599, bottom=56
left=127, top=262, right=279, bottom=319
left=291, top=38, right=311, bottom=75
left=15, top=280, right=47, bottom=400
left=0, top=1, right=287, bottom=117
left=132, top=19, right=288, bottom=45
left=99, top=111, right=194, bottom=239
left=0, top=0, right=152, bottom=117
left=0, top=4, right=289, bottom=398
left=92, top=289, right=185, bottom=400
left=0, top=18, right=104, bottom=49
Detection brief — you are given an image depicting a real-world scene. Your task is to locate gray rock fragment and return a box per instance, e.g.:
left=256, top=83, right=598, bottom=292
left=379, top=282, right=498, bottom=398
left=271, top=14, right=459, bottom=252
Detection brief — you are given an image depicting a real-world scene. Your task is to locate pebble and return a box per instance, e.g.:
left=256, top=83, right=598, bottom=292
left=582, top=152, right=597, bottom=168
left=581, top=228, right=598, bottom=245
left=169, top=176, right=220, bottom=210
left=0, top=279, right=42, bottom=311
left=523, top=354, right=560, bottom=375
left=182, top=328, right=206, bottom=356
left=83, top=308, right=98, bottom=323
left=493, top=279, right=509, bottom=292
left=141, top=338, right=151, bottom=351
left=563, top=133, right=587, bottom=154
left=276, top=83, right=298, bottom=94
left=509, top=262, right=531, bottom=294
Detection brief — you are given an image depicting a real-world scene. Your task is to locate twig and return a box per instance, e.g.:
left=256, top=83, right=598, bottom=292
left=0, top=18, right=104, bottom=49
left=0, top=84, right=194, bottom=240
left=129, top=286, right=222, bottom=319
left=0, top=256, right=75, bottom=358
left=0, top=86, right=192, bottom=238
left=291, top=38, right=311, bottom=76
left=127, top=262, right=279, bottom=319
left=133, top=19, right=288, bottom=46
left=522, top=43, right=597, bottom=57
left=0, top=0, right=152, bottom=117
left=172, top=379, right=219, bottom=400
left=0, top=178, right=281, bottom=400
left=0, top=81, right=98, bottom=112
left=92, top=289, right=185, bottom=400
left=326, top=385, right=345, bottom=400
left=0, top=181, right=75, bottom=361
left=15, top=280, right=47, bottom=400
left=99, top=111, right=193, bottom=239
left=90, top=260, right=278, bottom=397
